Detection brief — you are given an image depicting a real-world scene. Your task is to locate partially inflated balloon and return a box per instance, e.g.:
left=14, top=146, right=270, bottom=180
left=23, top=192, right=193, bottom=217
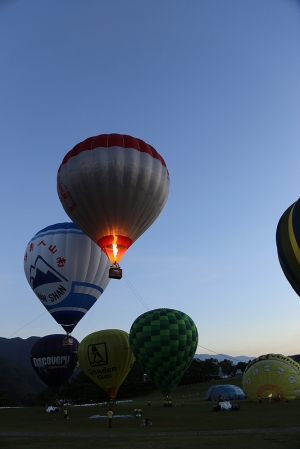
left=30, top=334, right=79, bottom=390
left=242, top=354, right=300, bottom=402
left=129, top=308, right=198, bottom=396
left=276, top=200, right=300, bottom=296
left=24, top=223, right=110, bottom=333
left=57, top=134, right=170, bottom=265
left=78, top=329, right=134, bottom=399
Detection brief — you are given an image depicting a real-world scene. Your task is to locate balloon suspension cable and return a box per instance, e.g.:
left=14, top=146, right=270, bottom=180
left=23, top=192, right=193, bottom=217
left=123, top=275, right=150, bottom=310
left=8, top=311, right=48, bottom=338
left=196, top=343, right=252, bottom=365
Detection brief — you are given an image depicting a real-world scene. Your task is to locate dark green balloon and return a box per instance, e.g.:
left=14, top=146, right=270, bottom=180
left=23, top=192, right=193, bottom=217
left=129, top=308, right=198, bottom=396
left=276, top=200, right=300, bottom=296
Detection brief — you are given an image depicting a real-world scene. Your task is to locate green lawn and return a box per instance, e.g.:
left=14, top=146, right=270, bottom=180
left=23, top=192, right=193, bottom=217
left=1, top=381, right=300, bottom=449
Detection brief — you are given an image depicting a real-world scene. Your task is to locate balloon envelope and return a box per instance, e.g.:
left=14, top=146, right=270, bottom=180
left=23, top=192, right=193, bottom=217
left=24, top=222, right=110, bottom=333
left=242, top=354, right=300, bottom=402
left=205, top=385, right=246, bottom=401
left=30, top=334, right=79, bottom=389
left=57, top=133, right=170, bottom=264
left=78, top=329, right=134, bottom=399
left=129, top=308, right=198, bottom=396
left=276, top=200, right=300, bottom=296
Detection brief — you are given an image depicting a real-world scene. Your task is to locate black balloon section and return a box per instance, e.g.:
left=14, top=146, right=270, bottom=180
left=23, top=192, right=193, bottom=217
left=30, top=334, right=79, bottom=390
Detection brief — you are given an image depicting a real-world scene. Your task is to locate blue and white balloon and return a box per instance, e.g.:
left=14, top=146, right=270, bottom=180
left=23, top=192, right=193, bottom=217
left=24, top=222, right=110, bottom=333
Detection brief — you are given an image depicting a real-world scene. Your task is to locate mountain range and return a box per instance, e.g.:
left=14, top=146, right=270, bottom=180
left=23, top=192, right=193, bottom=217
left=0, top=336, right=254, bottom=370
left=194, top=354, right=255, bottom=364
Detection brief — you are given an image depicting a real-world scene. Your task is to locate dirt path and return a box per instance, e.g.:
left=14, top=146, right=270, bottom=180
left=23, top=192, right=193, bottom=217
left=1, top=427, right=300, bottom=437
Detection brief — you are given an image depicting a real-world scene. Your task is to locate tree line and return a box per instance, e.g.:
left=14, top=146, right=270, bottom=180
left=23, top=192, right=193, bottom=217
left=33, top=358, right=250, bottom=406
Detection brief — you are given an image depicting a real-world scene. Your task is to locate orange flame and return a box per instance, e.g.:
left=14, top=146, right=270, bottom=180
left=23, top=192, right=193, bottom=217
left=112, top=243, right=118, bottom=261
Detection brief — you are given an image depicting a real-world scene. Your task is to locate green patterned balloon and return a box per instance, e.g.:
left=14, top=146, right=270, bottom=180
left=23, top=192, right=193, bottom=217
left=129, top=308, right=198, bottom=396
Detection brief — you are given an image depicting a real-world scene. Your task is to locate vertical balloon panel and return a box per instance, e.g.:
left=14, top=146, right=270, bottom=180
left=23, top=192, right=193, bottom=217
left=129, top=308, right=198, bottom=396
left=30, top=334, right=79, bottom=390
left=78, top=329, right=134, bottom=399
left=276, top=202, right=300, bottom=296
left=242, top=354, right=300, bottom=402
left=24, top=222, right=110, bottom=333
left=57, top=134, right=170, bottom=265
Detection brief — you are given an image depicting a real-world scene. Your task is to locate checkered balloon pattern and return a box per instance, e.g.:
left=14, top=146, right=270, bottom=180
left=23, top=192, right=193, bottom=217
left=129, top=308, right=198, bottom=395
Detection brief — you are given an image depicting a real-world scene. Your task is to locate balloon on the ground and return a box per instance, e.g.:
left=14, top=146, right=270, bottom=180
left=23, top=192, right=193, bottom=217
left=24, top=222, right=110, bottom=333
left=276, top=200, right=300, bottom=296
left=242, top=354, right=300, bottom=402
left=78, top=329, right=134, bottom=399
left=129, top=308, right=198, bottom=396
left=30, top=334, right=79, bottom=389
left=205, top=385, right=246, bottom=401
left=57, top=133, right=170, bottom=265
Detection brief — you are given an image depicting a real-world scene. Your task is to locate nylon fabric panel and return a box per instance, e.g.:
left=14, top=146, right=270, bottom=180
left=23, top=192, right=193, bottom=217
left=57, top=134, right=170, bottom=263
left=276, top=202, right=300, bottom=295
left=129, top=309, right=198, bottom=396
left=58, top=148, right=169, bottom=241
left=242, top=354, right=300, bottom=402
left=276, top=205, right=300, bottom=287
left=30, top=334, right=79, bottom=389
left=59, top=134, right=168, bottom=169
left=24, top=223, right=110, bottom=333
left=77, top=329, right=134, bottom=399
left=292, top=200, right=300, bottom=248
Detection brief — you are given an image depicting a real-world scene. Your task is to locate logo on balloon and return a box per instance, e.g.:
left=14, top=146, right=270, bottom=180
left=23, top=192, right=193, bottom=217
left=29, top=256, right=71, bottom=304
left=88, top=343, right=108, bottom=367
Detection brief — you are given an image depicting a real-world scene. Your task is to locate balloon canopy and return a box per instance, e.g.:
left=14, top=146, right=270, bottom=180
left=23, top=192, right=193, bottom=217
left=129, top=308, right=198, bottom=396
left=30, top=334, right=79, bottom=390
left=57, top=133, right=170, bottom=265
left=24, top=222, right=110, bottom=333
left=276, top=200, right=300, bottom=296
left=242, top=354, right=300, bottom=402
left=205, top=385, right=246, bottom=401
left=78, top=329, right=134, bottom=399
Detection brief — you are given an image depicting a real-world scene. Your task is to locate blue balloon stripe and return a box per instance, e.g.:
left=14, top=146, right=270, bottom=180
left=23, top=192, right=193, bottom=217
left=50, top=307, right=88, bottom=313
left=37, top=222, right=79, bottom=234
left=72, top=281, right=104, bottom=294
left=31, top=229, right=85, bottom=242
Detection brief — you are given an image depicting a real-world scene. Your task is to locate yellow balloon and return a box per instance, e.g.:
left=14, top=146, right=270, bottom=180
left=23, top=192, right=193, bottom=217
left=242, top=354, right=300, bottom=402
left=78, top=329, right=134, bottom=399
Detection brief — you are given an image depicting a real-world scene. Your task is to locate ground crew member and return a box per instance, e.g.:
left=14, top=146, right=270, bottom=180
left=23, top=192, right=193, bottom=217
left=107, top=408, right=113, bottom=428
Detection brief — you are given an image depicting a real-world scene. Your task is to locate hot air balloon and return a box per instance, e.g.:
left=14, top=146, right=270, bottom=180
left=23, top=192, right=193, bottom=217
left=129, top=308, right=198, bottom=396
left=57, top=133, right=170, bottom=279
left=24, top=222, right=110, bottom=334
left=77, top=329, right=134, bottom=399
left=276, top=200, right=300, bottom=296
left=30, top=334, right=79, bottom=390
left=242, top=354, right=300, bottom=402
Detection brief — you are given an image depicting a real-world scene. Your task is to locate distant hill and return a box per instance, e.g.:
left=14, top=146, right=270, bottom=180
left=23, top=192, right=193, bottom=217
left=0, top=355, right=45, bottom=405
left=0, top=336, right=40, bottom=372
left=194, top=354, right=255, bottom=364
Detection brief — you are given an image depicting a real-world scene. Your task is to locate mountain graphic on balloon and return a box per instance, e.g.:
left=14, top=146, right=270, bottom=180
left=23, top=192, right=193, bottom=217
left=29, top=256, right=68, bottom=290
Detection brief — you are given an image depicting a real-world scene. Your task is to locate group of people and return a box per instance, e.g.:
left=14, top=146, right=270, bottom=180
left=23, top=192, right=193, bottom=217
left=61, top=403, right=152, bottom=429
left=134, top=408, right=143, bottom=417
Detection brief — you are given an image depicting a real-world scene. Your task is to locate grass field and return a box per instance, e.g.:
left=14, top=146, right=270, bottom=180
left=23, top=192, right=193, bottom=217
left=1, top=380, right=300, bottom=448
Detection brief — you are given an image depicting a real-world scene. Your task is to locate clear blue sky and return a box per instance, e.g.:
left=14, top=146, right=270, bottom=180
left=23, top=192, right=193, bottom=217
left=1, top=0, right=300, bottom=358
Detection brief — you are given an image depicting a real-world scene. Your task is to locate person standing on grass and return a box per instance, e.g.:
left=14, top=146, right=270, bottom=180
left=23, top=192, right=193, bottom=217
left=107, top=408, right=113, bottom=428
left=64, top=408, right=68, bottom=419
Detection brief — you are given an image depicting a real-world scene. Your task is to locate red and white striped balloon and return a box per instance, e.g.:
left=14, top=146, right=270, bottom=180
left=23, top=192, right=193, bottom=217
left=57, top=133, right=170, bottom=264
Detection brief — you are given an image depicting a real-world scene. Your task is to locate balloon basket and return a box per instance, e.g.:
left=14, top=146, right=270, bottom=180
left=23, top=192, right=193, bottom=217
left=62, top=337, right=74, bottom=346
left=109, top=266, right=122, bottom=279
